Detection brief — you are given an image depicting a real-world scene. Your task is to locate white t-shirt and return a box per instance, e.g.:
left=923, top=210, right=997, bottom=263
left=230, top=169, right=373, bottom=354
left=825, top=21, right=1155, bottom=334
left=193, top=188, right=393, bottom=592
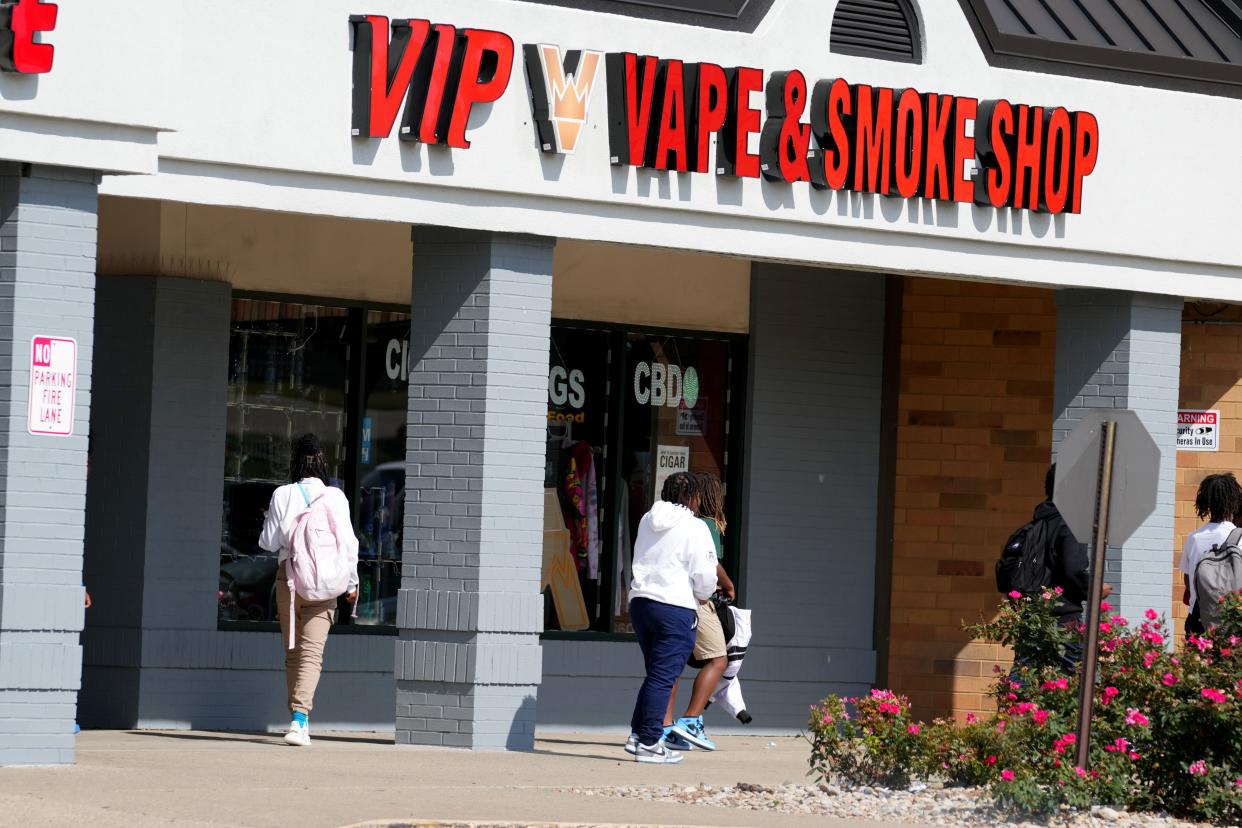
left=258, top=478, right=359, bottom=590
left=1181, top=521, right=1236, bottom=611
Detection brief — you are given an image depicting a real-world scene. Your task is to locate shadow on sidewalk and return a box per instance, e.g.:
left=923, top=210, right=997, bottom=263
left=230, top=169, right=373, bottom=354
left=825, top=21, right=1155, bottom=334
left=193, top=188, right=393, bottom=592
left=125, top=730, right=393, bottom=747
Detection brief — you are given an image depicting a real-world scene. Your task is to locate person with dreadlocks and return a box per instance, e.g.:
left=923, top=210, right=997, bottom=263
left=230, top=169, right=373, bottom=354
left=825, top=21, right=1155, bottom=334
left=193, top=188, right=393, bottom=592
left=662, top=471, right=735, bottom=752
left=623, top=471, right=718, bottom=764
left=1181, top=472, right=1242, bottom=635
left=259, top=434, right=358, bottom=747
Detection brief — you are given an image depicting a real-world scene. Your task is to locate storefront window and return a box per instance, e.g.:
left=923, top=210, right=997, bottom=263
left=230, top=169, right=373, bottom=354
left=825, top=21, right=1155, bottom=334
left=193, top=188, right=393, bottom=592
left=541, top=325, right=741, bottom=635
left=219, top=298, right=410, bottom=631
left=616, top=333, right=733, bottom=633
left=354, top=311, right=409, bottom=627
left=543, top=327, right=611, bottom=632
left=220, top=301, right=350, bottom=624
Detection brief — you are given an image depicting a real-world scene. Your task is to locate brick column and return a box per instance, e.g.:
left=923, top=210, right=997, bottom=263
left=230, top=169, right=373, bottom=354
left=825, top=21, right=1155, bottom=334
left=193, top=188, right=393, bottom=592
left=396, top=228, right=552, bottom=750
left=1053, top=289, right=1182, bottom=625
left=0, top=164, right=98, bottom=765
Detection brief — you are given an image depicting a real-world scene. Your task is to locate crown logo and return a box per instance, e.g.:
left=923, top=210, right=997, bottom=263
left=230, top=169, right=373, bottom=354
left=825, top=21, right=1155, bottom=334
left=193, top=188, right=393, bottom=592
left=525, top=44, right=603, bottom=155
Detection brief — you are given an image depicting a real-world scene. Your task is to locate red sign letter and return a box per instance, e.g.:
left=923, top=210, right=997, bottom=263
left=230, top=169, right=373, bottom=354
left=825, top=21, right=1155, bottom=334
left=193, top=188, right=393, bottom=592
left=0, top=0, right=58, bottom=74
left=695, top=63, right=728, bottom=173
left=1069, top=111, right=1099, bottom=214
left=445, top=28, right=515, bottom=149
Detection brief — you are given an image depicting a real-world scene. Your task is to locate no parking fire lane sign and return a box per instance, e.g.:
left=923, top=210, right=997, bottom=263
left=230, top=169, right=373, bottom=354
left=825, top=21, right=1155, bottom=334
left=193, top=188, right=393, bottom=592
left=28, top=335, right=76, bottom=437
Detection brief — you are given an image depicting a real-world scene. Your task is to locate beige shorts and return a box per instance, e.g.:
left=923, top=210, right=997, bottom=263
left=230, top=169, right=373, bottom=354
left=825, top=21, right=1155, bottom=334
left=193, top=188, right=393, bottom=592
left=693, top=602, right=727, bottom=660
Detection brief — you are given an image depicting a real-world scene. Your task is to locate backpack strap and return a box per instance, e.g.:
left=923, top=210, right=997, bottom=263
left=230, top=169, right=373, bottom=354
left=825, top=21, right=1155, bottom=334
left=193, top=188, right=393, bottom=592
left=296, top=482, right=312, bottom=507
left=1226, top=527, right=1242, bottom=550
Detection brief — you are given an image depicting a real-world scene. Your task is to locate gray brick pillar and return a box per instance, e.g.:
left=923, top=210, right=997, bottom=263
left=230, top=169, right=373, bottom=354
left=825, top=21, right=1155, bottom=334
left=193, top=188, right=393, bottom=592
left=80, top=276, right=230, bottom=729
left=0, top=164, right=98, bottom=765
left=396, top=228, right=552, bottom=750
left=1053, top=289, right=1182, bottom=625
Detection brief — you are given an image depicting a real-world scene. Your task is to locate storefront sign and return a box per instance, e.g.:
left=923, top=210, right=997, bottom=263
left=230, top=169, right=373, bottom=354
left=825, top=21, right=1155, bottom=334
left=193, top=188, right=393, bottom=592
left=350, top=15, right=1100, bottom=215
left=524, top=44, right=603, bottom=154
left=349, top=15, right=514, bottom=145
left=27, top=335, right=75, bottom=437
left=1177, top=409, right=1220, bottom=452
left=0, top=0, right=57, bottom=74
left=654, top=444, right=690, bottom=502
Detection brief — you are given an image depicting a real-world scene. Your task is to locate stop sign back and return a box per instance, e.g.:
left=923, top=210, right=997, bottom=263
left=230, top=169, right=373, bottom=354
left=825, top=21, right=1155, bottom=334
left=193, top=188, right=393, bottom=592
left=1053, top=409, right=1161, bottom=546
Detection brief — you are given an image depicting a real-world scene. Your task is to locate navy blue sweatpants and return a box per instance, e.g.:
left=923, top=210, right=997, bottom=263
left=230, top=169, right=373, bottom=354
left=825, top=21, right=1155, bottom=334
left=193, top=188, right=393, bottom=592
left=629, top=597, right=697, bottom=747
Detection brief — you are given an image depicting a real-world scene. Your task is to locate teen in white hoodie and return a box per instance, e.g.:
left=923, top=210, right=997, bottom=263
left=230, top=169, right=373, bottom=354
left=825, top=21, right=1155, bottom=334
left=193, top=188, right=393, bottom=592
left=625, top=471, right=718, bottom=764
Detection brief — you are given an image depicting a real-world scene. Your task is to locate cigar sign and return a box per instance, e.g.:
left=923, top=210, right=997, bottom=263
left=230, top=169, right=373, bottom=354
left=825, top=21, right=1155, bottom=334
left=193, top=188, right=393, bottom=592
left=350, top=15, right=1100, bottom=215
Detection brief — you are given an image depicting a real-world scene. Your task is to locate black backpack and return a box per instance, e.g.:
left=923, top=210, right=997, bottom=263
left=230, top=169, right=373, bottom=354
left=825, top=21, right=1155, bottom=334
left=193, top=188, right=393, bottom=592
left=995, top=516, right=1057, bottom=596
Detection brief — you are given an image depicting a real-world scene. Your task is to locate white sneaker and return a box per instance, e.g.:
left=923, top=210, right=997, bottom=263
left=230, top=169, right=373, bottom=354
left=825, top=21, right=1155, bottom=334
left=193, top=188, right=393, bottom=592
left=624, top=733, right=639, bottom=755
left=284, top=720, right=311, bottom=747
left=634, top=739, right=684, bottom=764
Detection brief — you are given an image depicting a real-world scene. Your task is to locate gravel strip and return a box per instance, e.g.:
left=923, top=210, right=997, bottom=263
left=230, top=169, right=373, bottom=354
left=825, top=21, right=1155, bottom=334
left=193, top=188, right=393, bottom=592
left=565, top=782, right=1232, bottom=827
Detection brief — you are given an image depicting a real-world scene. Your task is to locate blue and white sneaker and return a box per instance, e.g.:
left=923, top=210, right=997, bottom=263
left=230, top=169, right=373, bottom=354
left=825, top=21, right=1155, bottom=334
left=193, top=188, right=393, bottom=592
left=664, top=729, right=694, bottom=751
left=284, top=717, right=311, bottom=747
left=671, top=716, right=716, bottom=751
left=624, top=733, right=639, bottom=755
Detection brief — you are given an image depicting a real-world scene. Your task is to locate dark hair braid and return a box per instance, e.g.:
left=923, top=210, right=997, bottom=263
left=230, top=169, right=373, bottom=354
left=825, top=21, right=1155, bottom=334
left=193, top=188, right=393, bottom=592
left=695, top=471, right=727, bottom=535
left=660, top=471, right=699, bottom=508
left=1194, top=472, right=1242, bottom=523
left=290, top=433, right=330, bottom=485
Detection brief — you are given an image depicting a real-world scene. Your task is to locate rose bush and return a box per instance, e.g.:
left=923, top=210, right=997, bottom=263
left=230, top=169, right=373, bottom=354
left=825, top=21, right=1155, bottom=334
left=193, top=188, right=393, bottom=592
left=807, top=589, right=1242, bottom=824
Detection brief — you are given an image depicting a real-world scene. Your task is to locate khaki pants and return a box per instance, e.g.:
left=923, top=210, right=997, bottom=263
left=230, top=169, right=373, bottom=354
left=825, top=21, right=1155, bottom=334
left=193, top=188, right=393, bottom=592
left=275, top=562, right=337, bottom=714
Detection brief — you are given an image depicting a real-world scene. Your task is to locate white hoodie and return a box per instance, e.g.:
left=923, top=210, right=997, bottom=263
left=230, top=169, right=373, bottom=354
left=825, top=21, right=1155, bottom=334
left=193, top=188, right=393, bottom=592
left=629, top=501, right=719, bottom=611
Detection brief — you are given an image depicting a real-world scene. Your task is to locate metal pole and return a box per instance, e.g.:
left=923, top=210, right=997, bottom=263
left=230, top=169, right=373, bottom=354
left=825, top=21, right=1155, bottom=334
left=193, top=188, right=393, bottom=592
left=1074, top=420, right=1116, bottom=770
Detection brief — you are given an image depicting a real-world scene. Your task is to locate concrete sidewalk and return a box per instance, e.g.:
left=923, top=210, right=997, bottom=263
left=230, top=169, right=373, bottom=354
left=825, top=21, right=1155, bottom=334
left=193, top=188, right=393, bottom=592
left=0, top=730, right=920, bottom=828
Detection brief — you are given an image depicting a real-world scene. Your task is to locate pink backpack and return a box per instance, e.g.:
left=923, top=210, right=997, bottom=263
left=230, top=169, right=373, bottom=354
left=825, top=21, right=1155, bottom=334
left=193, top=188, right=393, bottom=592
left=285, top=482, right=358, bottom=648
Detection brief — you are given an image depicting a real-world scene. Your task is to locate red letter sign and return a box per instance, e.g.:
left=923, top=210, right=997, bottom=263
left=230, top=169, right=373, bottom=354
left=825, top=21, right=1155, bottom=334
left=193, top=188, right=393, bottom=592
left=0, top=0, right=57, bottom=74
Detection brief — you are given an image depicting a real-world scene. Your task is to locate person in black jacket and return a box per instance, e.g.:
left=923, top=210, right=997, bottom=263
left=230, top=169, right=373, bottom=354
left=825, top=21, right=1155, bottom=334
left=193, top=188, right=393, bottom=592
left=1030, top=464, right=1110, bottom=671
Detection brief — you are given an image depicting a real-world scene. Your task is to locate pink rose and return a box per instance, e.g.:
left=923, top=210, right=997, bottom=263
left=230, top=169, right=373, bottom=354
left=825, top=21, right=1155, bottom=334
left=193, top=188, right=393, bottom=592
left=1008, top=591, right=1022, bottom=600
left=1188, top=760, right=1208, bottom=777
left=1145, top=608, right=1158, bottom=621
left=1054, top=586, right=1064, bottom=595
left=1032, top=709, right=1049, bottom=725
left=966, top=713, right=977, bottom=724
left=1100, top=686, right=1119, bottom=705
left=908, top=724, right=920, bottom=735
left=1075, top=766, right=1087, bottom=778
left=1100, top=601, right=1113, bottom=612
left=1125, top=708, right=1150, bottom=727
left=985, top=755, right=997, bottom=766
left=1162, top=673, right=1179, bottom=687
left=1001, top=769, right=1015, bottom=781
left=1202, top=688, right=1228, bottom=704
left=1114, top=616, right=1129, bottom=627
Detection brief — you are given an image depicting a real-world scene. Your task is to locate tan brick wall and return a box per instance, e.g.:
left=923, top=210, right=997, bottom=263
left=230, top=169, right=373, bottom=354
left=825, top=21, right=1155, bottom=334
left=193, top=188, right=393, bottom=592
left=1175, top=306, right=1242, bottom=640
left=889, top=277, right=1056, bottom=721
